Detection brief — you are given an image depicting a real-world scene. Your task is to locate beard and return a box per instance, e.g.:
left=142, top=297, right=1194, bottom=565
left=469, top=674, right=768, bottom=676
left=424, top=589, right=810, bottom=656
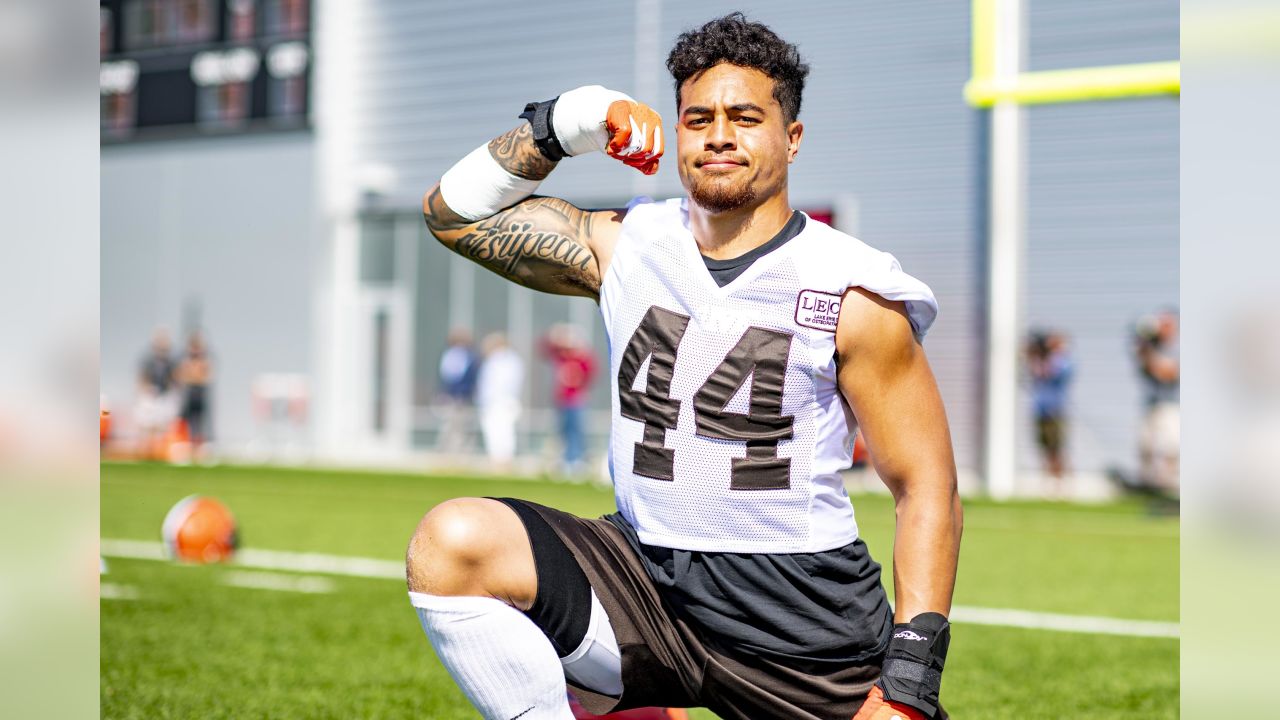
left=688, top=170, right=758, bottom=214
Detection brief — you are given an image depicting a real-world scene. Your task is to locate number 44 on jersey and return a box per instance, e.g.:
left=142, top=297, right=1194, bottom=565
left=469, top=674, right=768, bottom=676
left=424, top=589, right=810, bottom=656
left=617, top=305, right=796, bottom=491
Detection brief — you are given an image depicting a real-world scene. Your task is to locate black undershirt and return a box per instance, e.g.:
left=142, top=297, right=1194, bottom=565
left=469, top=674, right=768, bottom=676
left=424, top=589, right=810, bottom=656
left=701, top=211, right=806, bottom=287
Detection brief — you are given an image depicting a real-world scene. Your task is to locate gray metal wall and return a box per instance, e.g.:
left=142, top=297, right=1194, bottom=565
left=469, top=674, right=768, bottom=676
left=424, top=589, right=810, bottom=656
left=1020, top=0, right=1179, bottom=475
left=339, top=0, right=640, bottom=209
left=101, top=132, right=316, bottom=450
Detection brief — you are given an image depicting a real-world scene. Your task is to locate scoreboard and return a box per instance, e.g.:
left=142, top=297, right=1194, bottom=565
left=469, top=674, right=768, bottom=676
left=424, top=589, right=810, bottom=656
left=100, top=0, right=310, bottom=141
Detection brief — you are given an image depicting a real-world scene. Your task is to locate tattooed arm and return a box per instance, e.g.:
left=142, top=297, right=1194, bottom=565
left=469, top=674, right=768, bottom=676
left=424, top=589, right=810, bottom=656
left=422, top=123, right=627, bottom=300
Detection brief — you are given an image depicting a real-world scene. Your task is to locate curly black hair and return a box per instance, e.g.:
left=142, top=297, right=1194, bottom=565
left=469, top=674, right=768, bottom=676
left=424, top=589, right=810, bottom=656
left=666, top=13, right=810, bottom=123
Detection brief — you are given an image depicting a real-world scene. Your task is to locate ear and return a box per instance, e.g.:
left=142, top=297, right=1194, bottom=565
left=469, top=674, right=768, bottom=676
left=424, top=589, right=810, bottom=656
left=786, top=121, right=804, bottom=163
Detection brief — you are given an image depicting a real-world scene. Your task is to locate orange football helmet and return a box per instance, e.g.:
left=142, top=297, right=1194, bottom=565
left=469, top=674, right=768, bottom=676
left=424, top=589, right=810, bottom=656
left=161, top=495, right=239, bottom=563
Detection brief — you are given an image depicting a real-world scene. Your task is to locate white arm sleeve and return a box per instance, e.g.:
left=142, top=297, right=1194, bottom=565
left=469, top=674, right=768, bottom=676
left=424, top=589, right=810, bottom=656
left=438, top=144, right=542, bottom=222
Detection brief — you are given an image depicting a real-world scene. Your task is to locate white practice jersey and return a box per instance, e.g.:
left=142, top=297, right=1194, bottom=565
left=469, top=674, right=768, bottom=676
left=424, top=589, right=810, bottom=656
left=600, top=198, right=938, bottom=554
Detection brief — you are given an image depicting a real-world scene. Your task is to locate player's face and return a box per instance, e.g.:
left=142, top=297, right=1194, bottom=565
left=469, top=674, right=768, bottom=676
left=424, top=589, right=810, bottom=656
left=676, top=63, right=802, bottom=214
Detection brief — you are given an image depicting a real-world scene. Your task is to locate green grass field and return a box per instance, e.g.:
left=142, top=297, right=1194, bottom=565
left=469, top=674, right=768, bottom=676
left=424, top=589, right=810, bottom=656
left=101, top=462, right=1179, bottom=718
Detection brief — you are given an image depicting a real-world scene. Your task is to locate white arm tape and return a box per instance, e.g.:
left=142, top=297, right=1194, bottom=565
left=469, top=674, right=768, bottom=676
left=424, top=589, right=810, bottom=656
left=552, top=85, right=634, bottom=157
left=438, top=144, right=542, bottom=222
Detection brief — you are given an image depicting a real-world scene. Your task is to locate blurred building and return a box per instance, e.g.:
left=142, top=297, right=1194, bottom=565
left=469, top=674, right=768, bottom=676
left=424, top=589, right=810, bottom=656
left=100, top=1, right=1178, bottom=493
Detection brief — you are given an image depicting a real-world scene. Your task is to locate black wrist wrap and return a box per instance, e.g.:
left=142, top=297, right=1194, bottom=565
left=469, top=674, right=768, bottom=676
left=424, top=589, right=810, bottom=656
left=518, top=98, right=568, bottom=162
left=877, top=612, right=950, bottom=718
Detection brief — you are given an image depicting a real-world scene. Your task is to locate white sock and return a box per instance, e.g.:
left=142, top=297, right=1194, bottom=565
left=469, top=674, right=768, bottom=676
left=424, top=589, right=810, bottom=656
left=410, top=592, right=574, bottom=720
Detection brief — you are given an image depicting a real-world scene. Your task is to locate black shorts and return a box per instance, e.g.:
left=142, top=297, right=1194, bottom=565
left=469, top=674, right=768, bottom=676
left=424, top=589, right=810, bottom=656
left=181, top=388, right=209, bottom=440
left=499, top=498, right=886, bottom=720
left=1036, top=415, right=1065, bottom=455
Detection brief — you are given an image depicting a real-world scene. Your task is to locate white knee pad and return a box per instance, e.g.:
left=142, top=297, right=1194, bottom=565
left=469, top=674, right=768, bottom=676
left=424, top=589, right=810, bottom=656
left=559, top=590, right=623, bottom=697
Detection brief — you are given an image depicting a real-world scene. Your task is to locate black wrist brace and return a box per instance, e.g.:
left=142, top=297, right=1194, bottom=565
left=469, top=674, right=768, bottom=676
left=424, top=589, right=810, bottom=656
left=518, top=98, right=568, bottom=162
left=877, top=612, right=950, bottom=718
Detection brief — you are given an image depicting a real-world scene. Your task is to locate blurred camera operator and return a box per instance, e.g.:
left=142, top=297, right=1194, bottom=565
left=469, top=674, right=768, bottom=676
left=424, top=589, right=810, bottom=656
left=1133, top=309, right=1179, bottom=495
left=1027, top=330, right=1072, bottom=495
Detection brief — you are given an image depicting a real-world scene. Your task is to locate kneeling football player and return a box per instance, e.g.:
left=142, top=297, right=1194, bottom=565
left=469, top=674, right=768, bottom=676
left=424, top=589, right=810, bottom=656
left=406, top=13, right=962, bottom=720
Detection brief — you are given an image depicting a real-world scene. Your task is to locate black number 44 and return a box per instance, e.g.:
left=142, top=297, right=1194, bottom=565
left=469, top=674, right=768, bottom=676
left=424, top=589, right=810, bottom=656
left=617, top=306, right=795, bottom=490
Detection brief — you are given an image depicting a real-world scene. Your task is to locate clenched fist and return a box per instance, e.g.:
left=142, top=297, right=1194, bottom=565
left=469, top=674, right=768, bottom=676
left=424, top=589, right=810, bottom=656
left=605, top=100, right=663, bottom=175
left=551, top=85, right=663, bottom=175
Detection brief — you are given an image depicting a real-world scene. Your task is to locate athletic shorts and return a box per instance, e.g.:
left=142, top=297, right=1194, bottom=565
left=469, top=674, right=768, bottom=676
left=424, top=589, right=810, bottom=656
left=1036, top=415, right=1065, bottom=455
left=499, top=498, right=887, bottom=720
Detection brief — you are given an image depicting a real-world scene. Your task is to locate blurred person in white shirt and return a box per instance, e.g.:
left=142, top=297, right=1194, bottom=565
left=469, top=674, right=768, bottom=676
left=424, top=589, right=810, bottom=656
left=475, top=333, right=524, bottom=471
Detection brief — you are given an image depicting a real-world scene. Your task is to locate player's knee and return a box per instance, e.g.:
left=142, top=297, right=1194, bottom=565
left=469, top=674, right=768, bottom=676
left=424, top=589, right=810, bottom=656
left=405, top=497, right=520, bottom=595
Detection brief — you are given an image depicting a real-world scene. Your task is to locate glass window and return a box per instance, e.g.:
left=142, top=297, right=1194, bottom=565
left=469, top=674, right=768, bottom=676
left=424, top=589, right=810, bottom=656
left=123, top=0, right=157, bottom=49
left=196, top=81, right=251, bottom=128
left=100, top=60, right=139, bottom=137
left=192, top=47, right=259, bottom=129
left=100, top=8, right=113, bottom=57
left=176, top=0, right=215, bottom=44
left=269, top=75, right=306, bottom=120
left=372, top=309, right=389, bottom=433
left=124, top=0, right=215, bottom=49
left=266, top=42, right=308, bottom=120
left=360, top=217, right=398, bottom=285
left=226, top=0, right=257, bottom=42
left=264, top=0, right=308, bottom=36
left=101, top=92, right=137, bottom=137
left=414, top=221, right=453, bottom=408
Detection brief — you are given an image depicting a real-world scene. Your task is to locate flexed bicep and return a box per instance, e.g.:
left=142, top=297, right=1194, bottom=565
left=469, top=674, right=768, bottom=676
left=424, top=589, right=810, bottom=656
left=422, top=84, right=662, bottom=298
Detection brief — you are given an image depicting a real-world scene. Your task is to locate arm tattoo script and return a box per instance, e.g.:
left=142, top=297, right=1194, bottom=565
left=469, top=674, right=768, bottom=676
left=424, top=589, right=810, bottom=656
left=488, top=124, right=557, bottom=181
left=424, top=188, right=602, bottom=298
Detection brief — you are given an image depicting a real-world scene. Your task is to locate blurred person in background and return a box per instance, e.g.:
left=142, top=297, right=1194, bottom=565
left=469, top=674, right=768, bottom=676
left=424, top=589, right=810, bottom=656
left=99, top=394, right=112, bottom=447
left=408, top=14, right=959, bottom=720
left=541, top=324, right=596, bottom=476
left=475, top=333, right=524, bottom=471
left=1026, top=330, right=1073, bottom=495
left=176, top=331, right=214, bottom=462
left=438, top=327, right=479, bottom=455
left=135, top=328, right=177, bottom=459
left=1134, top=309, right=1180, bottom=496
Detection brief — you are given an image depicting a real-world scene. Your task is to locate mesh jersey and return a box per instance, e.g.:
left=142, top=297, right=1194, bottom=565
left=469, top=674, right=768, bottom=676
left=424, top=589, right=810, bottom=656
left=600, top=198, right=938, bottom=553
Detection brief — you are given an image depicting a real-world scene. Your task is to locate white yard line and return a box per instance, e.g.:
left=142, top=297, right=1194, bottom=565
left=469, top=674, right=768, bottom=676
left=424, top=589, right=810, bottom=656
left=103, top=539, right=168, bottom=561
left=99, top=539, right=403, bottom=579
left=101, top=538, right=1179, bottom=639
left=949, top=605, right=1179, bottom=638
left=100, top=583, right=140, bottom=600
left=234, top=547, right=403, bottom=580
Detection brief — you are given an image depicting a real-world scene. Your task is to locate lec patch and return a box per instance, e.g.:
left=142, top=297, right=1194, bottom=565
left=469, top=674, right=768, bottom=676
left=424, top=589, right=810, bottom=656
left=795, top=290, right=843, bottom=332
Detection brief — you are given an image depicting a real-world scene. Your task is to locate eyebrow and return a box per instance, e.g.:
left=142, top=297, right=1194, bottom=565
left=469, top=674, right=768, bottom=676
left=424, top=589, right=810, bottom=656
left=682, top=103, right=767, bottom=116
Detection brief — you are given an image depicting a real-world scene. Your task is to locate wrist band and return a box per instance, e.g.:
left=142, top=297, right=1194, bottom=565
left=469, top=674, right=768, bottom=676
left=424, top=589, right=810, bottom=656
left=877, top=612, right=950, bottom=718
left=518, top=98, right=568, bottom=162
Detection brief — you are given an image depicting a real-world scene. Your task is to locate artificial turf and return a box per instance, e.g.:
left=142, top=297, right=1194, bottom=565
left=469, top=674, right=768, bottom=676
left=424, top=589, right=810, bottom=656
left=101, top=462, right=1178, bottom=718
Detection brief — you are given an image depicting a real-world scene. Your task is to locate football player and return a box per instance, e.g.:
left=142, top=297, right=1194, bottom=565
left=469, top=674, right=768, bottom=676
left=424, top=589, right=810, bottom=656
left=407, top=13, right=961, bottom=720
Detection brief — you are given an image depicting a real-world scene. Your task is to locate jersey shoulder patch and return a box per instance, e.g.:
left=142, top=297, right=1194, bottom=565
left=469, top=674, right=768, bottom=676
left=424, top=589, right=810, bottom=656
left=794, top=289, right=844, bottom=332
